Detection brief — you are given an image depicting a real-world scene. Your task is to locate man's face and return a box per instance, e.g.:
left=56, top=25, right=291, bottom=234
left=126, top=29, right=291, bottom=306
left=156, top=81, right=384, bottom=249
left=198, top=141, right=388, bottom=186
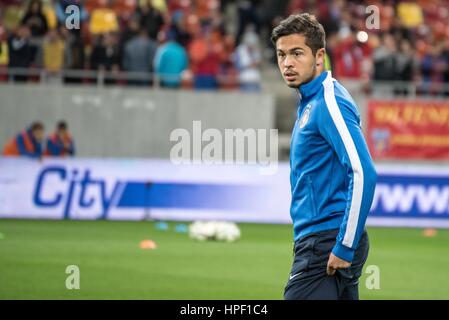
left=276, top=34, right=322, bottom=88
left=57, top=128, right=67, bottom=139
left=33, top=129, right=44, bottom=143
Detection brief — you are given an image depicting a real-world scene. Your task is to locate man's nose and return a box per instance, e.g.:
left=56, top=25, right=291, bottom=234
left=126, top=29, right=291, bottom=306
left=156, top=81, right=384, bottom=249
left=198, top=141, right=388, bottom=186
left=283, top=55, right=294, bottom=68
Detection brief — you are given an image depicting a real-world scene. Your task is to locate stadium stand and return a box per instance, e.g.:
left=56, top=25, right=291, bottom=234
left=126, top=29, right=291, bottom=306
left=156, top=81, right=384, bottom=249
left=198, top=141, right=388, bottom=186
left=0, top=0, right=447, bottom=91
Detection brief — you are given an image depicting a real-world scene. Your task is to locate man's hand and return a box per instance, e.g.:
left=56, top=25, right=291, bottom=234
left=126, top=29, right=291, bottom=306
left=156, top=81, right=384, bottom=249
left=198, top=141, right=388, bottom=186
left=326, top=253, right=351, bottom=276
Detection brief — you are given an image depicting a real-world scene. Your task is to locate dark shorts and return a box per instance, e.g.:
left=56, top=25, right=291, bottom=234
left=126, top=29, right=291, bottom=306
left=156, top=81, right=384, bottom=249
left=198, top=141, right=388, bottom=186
left=284, top=228, right=369, bottom=300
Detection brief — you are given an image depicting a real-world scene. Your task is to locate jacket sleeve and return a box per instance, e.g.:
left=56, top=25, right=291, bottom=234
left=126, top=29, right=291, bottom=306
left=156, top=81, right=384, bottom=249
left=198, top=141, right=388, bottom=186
left=67, top=140, right=75, bottom=156
left=317, top=95, right=377, bottom=263
left=16, top=135, right=38, bottom=158
left=46, top=138, right=56, bottom=156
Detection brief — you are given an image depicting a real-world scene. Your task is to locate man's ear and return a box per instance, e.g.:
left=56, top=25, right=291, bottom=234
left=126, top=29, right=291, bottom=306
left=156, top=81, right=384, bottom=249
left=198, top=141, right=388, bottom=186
left=316, top=48, right=325, bottom=67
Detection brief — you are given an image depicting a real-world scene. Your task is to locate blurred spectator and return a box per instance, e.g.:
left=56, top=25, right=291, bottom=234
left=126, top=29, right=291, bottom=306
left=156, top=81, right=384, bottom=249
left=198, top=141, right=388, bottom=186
left=394, top=39, right=416, bottom=95
left=121, top=17, right=141, bottom=44
left=118, top=17, right=140, bottom=69
left=331, top=33, right=364, bottom=79
left=442, top=39, right=449, bottom=85
left=233, top=26, right=261, bottom=91
left=373, top=33, right=397, bottom=81
left=217, top=33, right=238, bottom=89
left=236, top=0, right=261, bottom=45
left=21, top=0, right=48, bottom=38
left=7, top=25, right=36, bottom=82
left=59, top=26, right=86, bottom=83
left=90, top=33, right=120, bottom=71
left=90, top=33, right=120, bottom=84
left=420, top=44, right=447, bottom=94
left=396, top=39, right=415, bottom=81
left=135, top=0, right=165, bottom=41
left=189, top=31, right=221, bottom=90
left=167, top=12, right=193, bottom=47
left=43, top=29, right=65, bottom=74
left=154, top=31, right=188, bottom=88
left=0, top=26, right=8, bottom=68
left=45, top=120, right=75, bottom=156
left=2, top=121, right=45, bottom=158
left=123, top=28, right=157, bottom=85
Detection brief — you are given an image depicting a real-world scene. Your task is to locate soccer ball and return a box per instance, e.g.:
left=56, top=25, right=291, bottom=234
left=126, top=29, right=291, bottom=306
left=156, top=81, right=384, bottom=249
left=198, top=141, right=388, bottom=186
left=189, top=221, right=241, bottom=242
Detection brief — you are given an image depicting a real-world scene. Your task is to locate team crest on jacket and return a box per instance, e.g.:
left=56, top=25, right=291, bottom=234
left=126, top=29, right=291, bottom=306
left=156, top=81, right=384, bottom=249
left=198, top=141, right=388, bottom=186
left=299, top=104, right=312, bottom=128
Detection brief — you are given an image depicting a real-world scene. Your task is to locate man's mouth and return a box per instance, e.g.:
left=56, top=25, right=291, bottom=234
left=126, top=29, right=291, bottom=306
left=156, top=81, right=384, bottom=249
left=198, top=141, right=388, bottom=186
left=284, top=72, right=298, bottom=81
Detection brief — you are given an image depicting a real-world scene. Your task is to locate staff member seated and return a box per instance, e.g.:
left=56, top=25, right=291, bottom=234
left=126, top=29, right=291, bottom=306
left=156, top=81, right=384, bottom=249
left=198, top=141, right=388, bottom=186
left=2, top=121, right=45, bottom=158
left=45, top=120, right=75, bottom=156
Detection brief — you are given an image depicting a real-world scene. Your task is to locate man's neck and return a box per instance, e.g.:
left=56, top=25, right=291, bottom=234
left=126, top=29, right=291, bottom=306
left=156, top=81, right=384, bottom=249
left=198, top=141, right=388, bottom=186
left=312, top=65, right=325, bottom=81
left=300, top=65, right=325, bottom=87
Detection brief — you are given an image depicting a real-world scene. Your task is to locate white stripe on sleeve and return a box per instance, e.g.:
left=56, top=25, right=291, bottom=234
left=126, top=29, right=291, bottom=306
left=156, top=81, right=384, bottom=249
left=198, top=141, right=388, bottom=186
left=322, top=73, right=364, bottom=248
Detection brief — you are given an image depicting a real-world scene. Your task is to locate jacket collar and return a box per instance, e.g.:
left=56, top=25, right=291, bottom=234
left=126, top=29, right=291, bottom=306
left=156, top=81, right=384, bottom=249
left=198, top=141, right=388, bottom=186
left=298, top=71, right=330, bottom=99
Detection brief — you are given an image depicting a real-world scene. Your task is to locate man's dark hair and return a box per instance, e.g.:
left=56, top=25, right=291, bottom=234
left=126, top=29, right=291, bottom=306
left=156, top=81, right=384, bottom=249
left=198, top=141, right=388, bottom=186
left=57, top=120, right=68, bottom=130
left=271, top=13, right=326, bottom=55
left=31, top=121, right=44, bottom=131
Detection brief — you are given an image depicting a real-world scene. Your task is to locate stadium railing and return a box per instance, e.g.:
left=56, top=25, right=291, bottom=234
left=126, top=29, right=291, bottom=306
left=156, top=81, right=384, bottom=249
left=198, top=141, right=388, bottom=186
left=2, top=67, right=449, bottom=98
left=0, top=67, right=242, bottom=89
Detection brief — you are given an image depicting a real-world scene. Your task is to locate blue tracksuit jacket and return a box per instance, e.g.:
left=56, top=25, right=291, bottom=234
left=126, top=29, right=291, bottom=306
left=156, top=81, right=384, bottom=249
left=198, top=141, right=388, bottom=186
left=290, top=71, right=377, bottom=263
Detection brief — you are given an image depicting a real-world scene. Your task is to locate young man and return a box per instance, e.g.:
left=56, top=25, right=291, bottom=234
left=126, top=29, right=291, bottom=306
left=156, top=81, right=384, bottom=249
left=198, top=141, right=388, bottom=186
left=45, top=121, right=75, bottom=156
left=2, top=121, right=45, bottom=158
left=271, top=14, right=377, bottom=300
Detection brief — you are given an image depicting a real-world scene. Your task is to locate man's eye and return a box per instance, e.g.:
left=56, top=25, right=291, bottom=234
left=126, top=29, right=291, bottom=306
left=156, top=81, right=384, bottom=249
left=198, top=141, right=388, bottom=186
left=278, top=53, right=285, bottom=58
left=294, top=51, right=302, bottom=57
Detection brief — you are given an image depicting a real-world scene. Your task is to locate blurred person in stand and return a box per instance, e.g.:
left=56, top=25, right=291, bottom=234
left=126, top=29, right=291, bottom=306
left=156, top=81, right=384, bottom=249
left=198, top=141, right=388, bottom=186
left=236, top=0, right=261, bottom=45
left=45, top=120, right=75, bottom=157
left=135, top=0, right=165, bottom=41
left=154, top=30, right=188, bottom=88
left=373, top=33, right=397, bottom=81
left=331, top=32, right=364, bottom=79
left=21, top=0, right=48, bottom=38
left=42, top=29, right=65, bottom=82
left=166, top=10, right=192, bottom=47
left=2, top=122, right=45, bottom=159
left=118, top=17, right=140, bottom=70
left=59, top=25, right=86, bottom=84
left=189, top=28, right=221, bottom=90
left=90, top=33, right=121, bottom=84
left=0, top=24, right=8, bottom=81
left=442, top=38, right=449, bottom=95
left=233, top=25, right=262, bottom=91
left=123, top=28, right=158, bottom=86
left=7, top=25, right=36, bottom=82
left=420, top=43, right=447, bottom=95
left=394, top=39, right=416, bottom=95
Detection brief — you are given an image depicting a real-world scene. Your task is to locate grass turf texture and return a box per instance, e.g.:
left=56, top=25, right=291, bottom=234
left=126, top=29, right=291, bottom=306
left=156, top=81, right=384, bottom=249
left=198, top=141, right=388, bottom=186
left=0, top=219, right=448, bottom=299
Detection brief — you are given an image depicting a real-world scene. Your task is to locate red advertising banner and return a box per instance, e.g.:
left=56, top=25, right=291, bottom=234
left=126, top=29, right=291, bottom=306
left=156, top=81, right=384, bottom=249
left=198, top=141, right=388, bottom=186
left=367, top=100, right=449, bottom=160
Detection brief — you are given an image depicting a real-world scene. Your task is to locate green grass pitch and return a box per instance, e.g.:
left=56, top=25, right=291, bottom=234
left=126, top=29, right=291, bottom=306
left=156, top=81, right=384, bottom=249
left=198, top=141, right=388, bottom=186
left=0, top=219, right=448, bottom=299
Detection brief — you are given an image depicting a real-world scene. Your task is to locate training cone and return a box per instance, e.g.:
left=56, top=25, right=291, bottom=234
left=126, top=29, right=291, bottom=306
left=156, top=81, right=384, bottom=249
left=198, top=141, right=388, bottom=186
left=140, top=240, right=157, bottom=249
left=422, top=228, right=437, bottom=237
left=175, top=224, right=189, bottom=233
left=155, top=221, right=169, bottom=231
